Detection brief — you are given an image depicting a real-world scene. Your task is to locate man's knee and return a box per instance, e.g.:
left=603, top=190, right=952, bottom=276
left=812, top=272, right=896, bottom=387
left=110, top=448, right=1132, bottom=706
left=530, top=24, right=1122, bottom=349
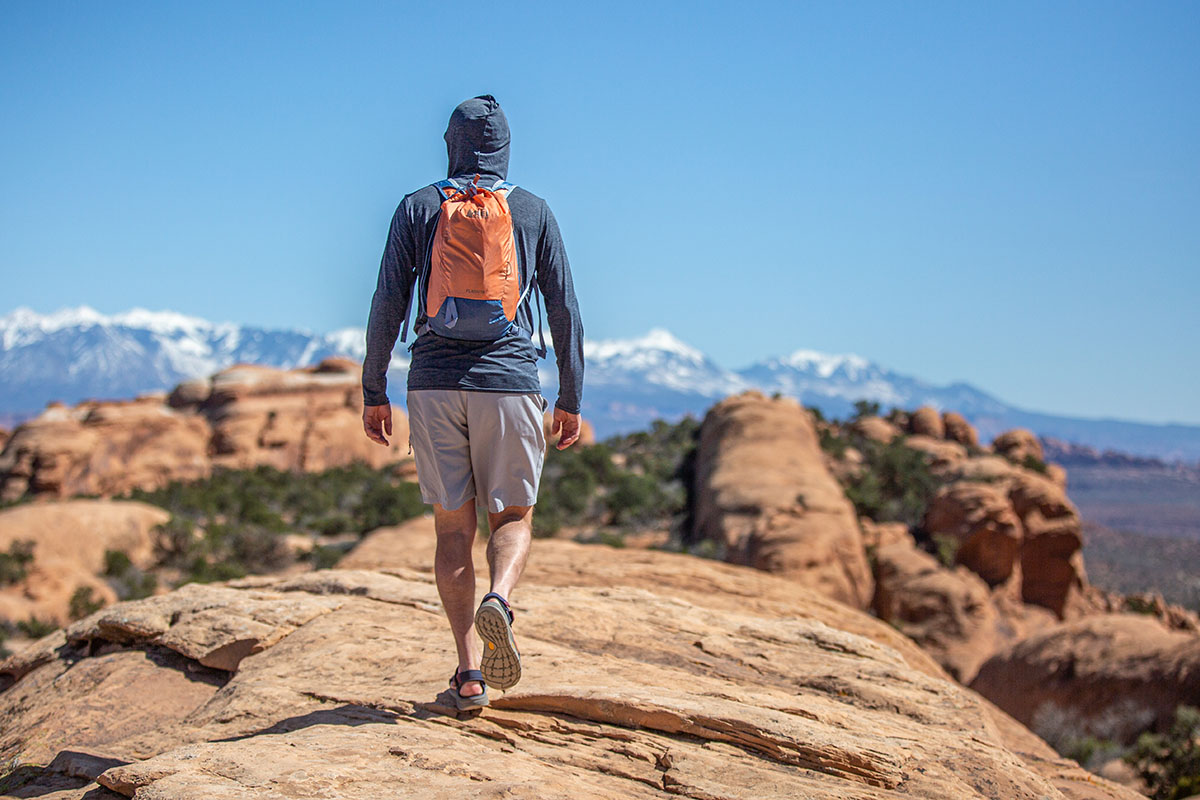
left=487, top=504, right=533, bottom=533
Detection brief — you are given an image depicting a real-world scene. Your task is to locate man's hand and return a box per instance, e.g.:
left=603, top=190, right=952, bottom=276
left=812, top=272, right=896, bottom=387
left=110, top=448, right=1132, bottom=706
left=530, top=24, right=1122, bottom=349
left=551, top=407, right=581, bottom=450
left=363, top=404, right=392, bottom=446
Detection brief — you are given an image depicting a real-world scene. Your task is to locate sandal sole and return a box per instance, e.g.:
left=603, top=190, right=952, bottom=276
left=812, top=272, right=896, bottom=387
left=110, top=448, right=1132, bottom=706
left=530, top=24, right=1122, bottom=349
left=475, top=601, right=521, bottom=690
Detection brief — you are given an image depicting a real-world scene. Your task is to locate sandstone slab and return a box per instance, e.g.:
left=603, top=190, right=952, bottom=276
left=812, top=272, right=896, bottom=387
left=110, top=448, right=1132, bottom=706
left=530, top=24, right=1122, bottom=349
left=0, top=537, right=1139, bottom=799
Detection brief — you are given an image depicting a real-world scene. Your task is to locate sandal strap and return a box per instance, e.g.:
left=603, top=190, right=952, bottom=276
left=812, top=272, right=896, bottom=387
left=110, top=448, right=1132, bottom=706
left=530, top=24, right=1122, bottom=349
left=481, top=592, right=514, bottom=624
left=450, top=669, right=485, bottom=688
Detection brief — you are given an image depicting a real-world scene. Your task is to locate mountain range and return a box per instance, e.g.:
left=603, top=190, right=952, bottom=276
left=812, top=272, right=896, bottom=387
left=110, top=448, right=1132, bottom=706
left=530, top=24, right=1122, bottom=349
left=3, top=306, right=1198, bottom=461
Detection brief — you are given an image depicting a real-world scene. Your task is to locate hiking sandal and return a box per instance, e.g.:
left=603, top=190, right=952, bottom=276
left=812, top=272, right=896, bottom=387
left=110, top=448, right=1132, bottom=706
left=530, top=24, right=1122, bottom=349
left=449, top=668, right=489, bottom=711
left=475, top=592, right=521, bottom=690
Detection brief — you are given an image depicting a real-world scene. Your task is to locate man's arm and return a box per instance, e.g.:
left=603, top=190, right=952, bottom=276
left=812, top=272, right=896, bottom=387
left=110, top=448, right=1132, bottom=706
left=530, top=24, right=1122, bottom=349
left=362, top=203, right=416, bottom=445
left=535, top=203, right=585, bottom=441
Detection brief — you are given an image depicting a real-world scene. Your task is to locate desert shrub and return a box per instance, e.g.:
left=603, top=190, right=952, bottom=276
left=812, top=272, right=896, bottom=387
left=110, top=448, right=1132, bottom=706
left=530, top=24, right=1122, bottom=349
left=852, top=400, right=881, bottom=420
left=1127, top=705, right=1200, bottom=800
left=16, top=616, right=56, bottom=639
left=126, top=463, right=427, bottom=583
left=818, top=426, right=849, bottom=458
left=605, top=472, right=674, bottom=527
left=0, top=540, right=35, bottom=585
left=68, top=586, right=104, bottom=620
left=103, top=549, right=133, bottom=577
left=1059, top=735, right=1126, bottom=772
left=931, top=534, right=960, bottom=569
left=309, top=544, right=347, bottom=570
left=534, top=416, right=699, bottom=538
left=1022, top=454, right=1049, bottom=474
left=844, top=437, right=938, bottom=527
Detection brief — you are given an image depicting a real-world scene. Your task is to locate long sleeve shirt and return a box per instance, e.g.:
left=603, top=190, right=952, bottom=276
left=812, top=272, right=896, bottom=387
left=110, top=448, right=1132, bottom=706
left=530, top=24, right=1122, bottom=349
left=362, top=176, right=585, bottom=414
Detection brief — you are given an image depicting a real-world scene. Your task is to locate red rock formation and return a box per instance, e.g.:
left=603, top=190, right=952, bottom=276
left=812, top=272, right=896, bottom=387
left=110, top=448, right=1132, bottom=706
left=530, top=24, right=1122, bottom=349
left=0, top=500, right=168, bottom=626
left=693, top=392, right=873, bottom=609
left=971, top=614, right=1200, bottom=746
left=871, top=539, right=1001, bottom=682
left=850, top=415, right=899, bottom=443
left=993, top=428, right=1045, bottom=464
left=942, top=411, right=979, bottom=448
left=909, top=406, right=945, bottom=439
left=922, top=483, right=1022, bottom=586
left=0, top=359, right=410, bottom=501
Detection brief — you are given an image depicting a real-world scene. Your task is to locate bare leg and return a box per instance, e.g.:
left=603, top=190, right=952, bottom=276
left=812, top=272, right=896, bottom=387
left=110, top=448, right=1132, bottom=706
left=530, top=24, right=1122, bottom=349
left=433, top=500, right=483, bottom=697
left=486, top=505, right=533, bottom=600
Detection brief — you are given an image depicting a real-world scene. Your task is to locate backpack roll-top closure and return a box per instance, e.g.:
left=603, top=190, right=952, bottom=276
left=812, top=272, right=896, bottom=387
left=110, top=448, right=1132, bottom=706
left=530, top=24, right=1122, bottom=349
left=425, top=178, right=522, bottom=340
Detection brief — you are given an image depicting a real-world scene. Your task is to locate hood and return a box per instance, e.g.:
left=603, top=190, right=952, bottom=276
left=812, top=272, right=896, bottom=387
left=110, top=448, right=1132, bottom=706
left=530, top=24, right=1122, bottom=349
left=444, top=95, right=510, bottom=181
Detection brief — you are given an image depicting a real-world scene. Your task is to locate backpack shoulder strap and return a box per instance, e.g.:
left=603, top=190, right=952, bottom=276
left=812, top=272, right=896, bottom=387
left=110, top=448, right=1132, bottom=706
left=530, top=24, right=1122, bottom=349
left=491, top=179, right=517, bottom=194
left=434, top=179, right=460, bottom=200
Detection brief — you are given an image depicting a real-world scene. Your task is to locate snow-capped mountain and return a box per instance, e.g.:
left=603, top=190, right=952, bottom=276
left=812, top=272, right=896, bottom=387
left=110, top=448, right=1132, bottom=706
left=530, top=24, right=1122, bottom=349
left=0, top=306, right=400, bottom=416
left=2, top=307, right=1198, bottom=461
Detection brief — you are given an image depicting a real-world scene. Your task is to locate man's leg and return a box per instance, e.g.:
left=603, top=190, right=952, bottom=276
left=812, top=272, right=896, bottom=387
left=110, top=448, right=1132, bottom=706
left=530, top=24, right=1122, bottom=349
left=434, top=500, right=483, bottom=698
left=486, top=505, right=533, bottom=599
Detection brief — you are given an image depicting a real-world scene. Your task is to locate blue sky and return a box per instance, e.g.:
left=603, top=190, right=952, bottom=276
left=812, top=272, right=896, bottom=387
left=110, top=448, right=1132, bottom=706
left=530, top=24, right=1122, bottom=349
left=2, top=1, right=1198, bottom=424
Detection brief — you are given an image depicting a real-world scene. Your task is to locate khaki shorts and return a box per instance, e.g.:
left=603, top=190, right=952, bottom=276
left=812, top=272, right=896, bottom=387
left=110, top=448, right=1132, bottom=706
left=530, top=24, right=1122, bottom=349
left=407, top=390, right=547, bottom=513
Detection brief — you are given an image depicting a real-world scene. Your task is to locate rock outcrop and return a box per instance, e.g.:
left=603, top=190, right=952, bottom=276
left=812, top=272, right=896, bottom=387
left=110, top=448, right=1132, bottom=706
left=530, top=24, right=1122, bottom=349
left=692, top=392, right=873, bottom=609
left=922, top=483, right=1022, bottom=587
left=971, top=613, right=1200, bottom=746
left=0, top=360, right=410, bottom=501
left=993, top=428, right=1045, bottom=465
left=924, top=449, right=1087, bottom=618
left=908, top=406, right=945, bottom=439
left=0, top=518, right=1141, bottom=799
left=871, top=540, right=1001, bottom=682
left=942, top=412, right=980, bottom=448
left=0, top=500, right=168, bottom=627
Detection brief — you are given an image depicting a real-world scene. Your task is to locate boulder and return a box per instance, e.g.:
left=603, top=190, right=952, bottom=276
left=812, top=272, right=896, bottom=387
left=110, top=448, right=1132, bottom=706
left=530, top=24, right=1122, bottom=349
left=1008, top=471, right=1085, bottom=616
left=909, top=406, right=946, bottom=439
left=922, top=483, right=1022, bottom=586
left=0, top=500, right=168, bottom=627
left=0, top=360, right=411, bottom=501
left=942, top=412, right=979, bottom=448
left=971, top=613, right=1200, bottom=746
left=692, top=392, right=873, bottom=609
left=850, top=416, right=899, bottom=444
left=871, top=540, right=1003, bottom=683
left=904, top=435, right=969, bottom=469
left=859, top=519, right=910, bottom=551
left=0, top=528, right=1142, bottom=799
left=994, top=429, right=1045, bottom=465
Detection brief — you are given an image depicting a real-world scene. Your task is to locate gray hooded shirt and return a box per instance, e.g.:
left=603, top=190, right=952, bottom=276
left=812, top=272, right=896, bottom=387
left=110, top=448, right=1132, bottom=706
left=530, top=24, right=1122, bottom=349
left=363, top=95, right=585, bottom=414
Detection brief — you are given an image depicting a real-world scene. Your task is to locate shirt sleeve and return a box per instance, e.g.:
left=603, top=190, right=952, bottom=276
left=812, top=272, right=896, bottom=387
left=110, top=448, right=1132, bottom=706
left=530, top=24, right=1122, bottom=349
left=362, top=202, right=416, bottom=406
left=535, top=203, right=585, bottom=414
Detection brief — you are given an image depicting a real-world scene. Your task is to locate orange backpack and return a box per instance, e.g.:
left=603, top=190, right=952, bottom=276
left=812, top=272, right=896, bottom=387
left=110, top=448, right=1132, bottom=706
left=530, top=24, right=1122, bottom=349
left=402, top=175, right=544, bottom=354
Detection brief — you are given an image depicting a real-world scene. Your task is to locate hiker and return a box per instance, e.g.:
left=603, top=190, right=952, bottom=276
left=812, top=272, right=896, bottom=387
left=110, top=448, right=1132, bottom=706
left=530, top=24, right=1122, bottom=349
left=360, top=95, right=585, bottom=711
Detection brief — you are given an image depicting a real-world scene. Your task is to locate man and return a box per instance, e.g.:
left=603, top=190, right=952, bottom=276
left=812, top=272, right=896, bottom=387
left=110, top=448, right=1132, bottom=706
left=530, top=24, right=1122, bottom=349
left=361, top=95, right=584, bottom=711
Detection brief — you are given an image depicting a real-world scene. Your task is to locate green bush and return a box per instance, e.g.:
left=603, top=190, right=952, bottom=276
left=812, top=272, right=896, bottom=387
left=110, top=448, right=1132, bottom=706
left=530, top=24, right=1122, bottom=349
left=844, top=437, right=939, bottom=527
left=932, top=534, right=960, bottom=569
left=69, top=586, right=104, bottom=620
left=1022, top=454, right=1049, bottom=474
left=16, top=616, right=57, bottom=639
left=0, top=540, right=35, bottom=585
left=103, top=549, right=133, bottom=577
left=1127, top=705, right=1200, bottom=800
left=125, top=463, right=428, bottom=585
left=853, top=400, right=881, bottom=420
left=534, top=416, right=699, bottom=539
